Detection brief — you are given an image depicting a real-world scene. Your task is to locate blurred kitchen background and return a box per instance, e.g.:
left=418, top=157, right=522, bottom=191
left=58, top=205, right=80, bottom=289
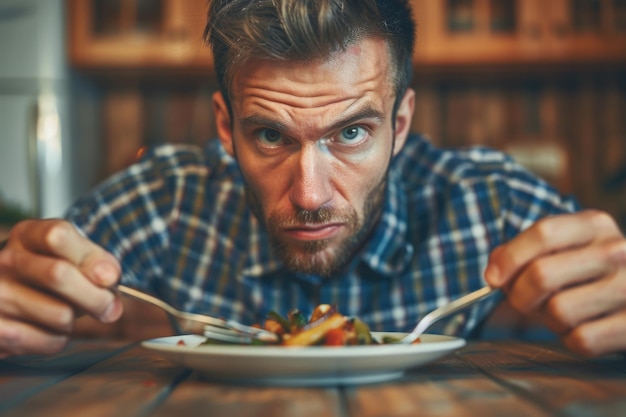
left=1, top=0, right=626, bottom=232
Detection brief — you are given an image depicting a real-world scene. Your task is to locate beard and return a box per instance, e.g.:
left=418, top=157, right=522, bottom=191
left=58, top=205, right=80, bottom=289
left=244, top=173, right=388, bottom=278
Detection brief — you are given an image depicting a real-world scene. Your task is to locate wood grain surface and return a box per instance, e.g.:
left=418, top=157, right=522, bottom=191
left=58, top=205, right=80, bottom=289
left=1, top=339, right=625, bottom=417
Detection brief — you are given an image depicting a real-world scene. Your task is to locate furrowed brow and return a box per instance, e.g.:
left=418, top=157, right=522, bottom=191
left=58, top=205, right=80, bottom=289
left=239, top=115, right=287, bottom=131
left=239, top=104, right=385, bottom=134
left=328, top=105, right=385, bottom=132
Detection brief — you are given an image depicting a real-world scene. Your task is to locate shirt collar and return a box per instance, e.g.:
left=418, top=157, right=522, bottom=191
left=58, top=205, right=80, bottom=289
left=241, top=171, right=413, bottom=280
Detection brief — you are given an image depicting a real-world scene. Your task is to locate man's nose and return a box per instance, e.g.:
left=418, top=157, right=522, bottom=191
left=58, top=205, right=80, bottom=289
left=289, top=144, right=333, bottom=211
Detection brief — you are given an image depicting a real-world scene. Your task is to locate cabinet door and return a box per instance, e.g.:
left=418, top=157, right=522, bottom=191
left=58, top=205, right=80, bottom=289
left=546, top=0, right=626, bottom=63
left=411, top=0, right=626, bottom=67
left=68, top=0, right=212, bottom=70
left=412, top=0, right=547, bottom=66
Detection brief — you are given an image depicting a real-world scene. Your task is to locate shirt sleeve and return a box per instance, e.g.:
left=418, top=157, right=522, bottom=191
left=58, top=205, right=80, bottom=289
left=64, top=145, right=207, bottom=294
left=490, top=151, right=581, bottom=242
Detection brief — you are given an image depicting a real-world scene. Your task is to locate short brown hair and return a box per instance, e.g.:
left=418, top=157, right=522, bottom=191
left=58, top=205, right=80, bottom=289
left=204, top=0, right=415, bottom=114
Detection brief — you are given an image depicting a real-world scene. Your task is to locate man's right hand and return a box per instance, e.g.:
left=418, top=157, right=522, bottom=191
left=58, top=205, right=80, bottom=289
left=0, top=219, right=123, bottom=358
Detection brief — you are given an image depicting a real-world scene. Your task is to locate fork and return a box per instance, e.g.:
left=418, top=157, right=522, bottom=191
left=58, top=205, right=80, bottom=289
left=116, top=285, right=279, bottom=343
left=399, top=286, right=497, bottom=344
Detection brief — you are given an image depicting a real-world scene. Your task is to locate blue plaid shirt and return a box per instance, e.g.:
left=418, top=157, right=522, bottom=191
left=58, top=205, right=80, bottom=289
left=66, top=134, right=578, bottom=337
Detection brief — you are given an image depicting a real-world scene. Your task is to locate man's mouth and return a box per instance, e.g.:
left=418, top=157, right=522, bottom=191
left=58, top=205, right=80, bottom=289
left=282, top=223, right=343, bottom=241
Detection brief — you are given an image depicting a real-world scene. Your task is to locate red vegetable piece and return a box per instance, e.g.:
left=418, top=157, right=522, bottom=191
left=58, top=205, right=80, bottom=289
left=324, top=328, right=347, bottom=346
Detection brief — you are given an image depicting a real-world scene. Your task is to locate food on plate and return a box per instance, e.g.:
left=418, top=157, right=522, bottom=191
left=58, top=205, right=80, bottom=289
left=202, top=304, right=421, bottom=347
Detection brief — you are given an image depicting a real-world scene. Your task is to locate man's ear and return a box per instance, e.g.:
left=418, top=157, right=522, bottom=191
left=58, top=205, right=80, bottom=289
left=392, top=88, right=415, bottom=157
left=212, top=91, right=235, bottom=156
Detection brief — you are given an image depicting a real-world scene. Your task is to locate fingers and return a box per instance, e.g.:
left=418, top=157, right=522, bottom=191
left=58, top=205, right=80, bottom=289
left=0, top=277, right=88, bottom=357
left=6, top=219, right=121, bottom=287
left=505, top=236, right=626, bottom=315
left=485, top=210, right=622, bottom=288
left=0, top=219, right=125, bottom=357
left=9, top=249, right=123, bottom=323
left=0, top=278, right=75, bottom=332
left=541, top=267, right=626, bottom=334
left=561, top=309, right=626, bottom=357
left=0, top=316, right=69, bottom=358
left=482, top=210, right=626, bottom=357
left=0, top=219, right=123, bottom=323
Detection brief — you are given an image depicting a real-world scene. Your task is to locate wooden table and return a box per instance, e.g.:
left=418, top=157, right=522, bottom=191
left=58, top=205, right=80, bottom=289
left=1, top=339, right=625, bottom=417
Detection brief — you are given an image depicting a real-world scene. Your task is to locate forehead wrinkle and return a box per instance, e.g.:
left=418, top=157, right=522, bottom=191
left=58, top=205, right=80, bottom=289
left=236, top=55, right=388, bottom=112
left=242, top=83, right=362, bottom=111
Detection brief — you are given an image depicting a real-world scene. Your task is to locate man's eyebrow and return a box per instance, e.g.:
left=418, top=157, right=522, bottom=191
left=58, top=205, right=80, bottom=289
left=328, top=104, right=385, bottom=132
left=239, top=104, right=385, bottom=132
left=239, top=115, right=287, bottom=131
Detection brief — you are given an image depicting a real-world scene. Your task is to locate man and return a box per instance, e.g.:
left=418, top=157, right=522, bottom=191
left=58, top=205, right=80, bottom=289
left=1, top=0, right=625, bottom=358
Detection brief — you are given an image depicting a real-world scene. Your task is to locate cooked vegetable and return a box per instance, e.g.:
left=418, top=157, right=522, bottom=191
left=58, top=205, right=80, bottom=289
left=266, top=311, right=291, bottom=333
left=263, top=318, right=287, bottom=336
left=323, top=327, right=348, bottom=346
left=287, top=309, right=307, bottom=331
left=351, top=318, right=373, bottom=345
left=309, top=304, right=333, bottom=322
left=282, top=313, right=347, bottom=346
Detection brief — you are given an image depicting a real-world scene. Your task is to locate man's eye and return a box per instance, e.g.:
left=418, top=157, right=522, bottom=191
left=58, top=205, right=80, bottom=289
left=257, top=129, right=284, bottom=146
left=337, top=126, right=367, bottom=144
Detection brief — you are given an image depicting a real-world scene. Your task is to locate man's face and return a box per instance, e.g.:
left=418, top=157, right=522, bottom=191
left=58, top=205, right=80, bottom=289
left=214, top=37, right=414, bottom=277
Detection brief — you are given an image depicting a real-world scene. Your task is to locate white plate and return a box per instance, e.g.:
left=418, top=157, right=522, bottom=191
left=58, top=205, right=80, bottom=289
left=142, top=332, right=465, bottom=386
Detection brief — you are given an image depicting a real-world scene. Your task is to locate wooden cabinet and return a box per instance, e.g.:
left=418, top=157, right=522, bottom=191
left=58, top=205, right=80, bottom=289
left=68, top=0, right=626, bottom=71
left=68, top=0, right=212, bottom=70
left=408, top=0, right=626, bottom=211
left=411, top=0, right=626, bottom=68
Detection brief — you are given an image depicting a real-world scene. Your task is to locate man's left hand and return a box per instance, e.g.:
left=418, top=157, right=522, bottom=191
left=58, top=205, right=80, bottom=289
left=485, top=210, right=626, bottom=357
